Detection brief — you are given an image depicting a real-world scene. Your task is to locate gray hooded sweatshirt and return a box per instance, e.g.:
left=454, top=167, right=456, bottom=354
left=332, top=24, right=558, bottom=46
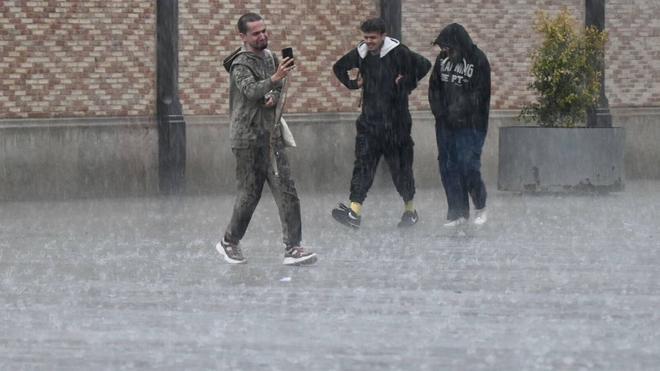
left=228, top=48, right=282, bottom=148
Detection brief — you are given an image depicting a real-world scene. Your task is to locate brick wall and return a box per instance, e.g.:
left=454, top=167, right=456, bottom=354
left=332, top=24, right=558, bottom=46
left=0, top=1, right=155, bottom=118
left=403, top=0, right=585, bottom=111
left=403, top=0, right=660, bottom=111
left=606, top=0, right=660, bottom=107
left=180, top=0, right=660, bottom=115
left=178, top=0, right=378, bottom=116
left=1, top=1, right=658, bottom=119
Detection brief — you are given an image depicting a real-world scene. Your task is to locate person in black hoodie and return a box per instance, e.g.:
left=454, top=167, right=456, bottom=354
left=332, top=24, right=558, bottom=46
left=428, top=23, right=491, bottom=227
left=331, top=17, right=431, bottom=229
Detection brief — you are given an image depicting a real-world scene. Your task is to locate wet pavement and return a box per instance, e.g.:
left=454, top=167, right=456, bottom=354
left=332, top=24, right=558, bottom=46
left=1, top=181, right=659, bottom=370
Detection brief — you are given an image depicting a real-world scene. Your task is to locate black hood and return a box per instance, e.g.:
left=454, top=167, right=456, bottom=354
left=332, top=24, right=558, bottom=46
left=432, top=23, right=475, bottom=54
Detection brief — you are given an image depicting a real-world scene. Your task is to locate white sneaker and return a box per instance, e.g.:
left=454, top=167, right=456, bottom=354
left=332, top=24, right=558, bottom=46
left=473, top=208, right=487, bottom=225
left=443, top=217, right=467, bottom=228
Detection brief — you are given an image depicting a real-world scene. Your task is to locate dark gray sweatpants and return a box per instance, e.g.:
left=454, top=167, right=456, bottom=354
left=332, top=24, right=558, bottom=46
left=224, top=145, right=301, bottom=247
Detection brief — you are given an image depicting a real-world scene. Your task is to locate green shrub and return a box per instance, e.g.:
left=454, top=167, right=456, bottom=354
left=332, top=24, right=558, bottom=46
left=520, top=9, right=607, bottom=128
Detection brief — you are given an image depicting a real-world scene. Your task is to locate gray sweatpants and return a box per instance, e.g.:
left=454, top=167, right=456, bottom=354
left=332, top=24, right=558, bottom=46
left=224, top=145, right=302, bottom=247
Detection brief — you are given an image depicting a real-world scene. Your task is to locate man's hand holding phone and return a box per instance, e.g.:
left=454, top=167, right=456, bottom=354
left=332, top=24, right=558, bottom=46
left=271, top=48, right=295, bottom=83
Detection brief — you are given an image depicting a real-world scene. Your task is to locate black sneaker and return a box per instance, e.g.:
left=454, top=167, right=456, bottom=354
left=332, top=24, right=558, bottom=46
left=215, top=238, right=246, bottom=264
left=331, top=202, right=361, bottom=229
left=397, top=210, right=419, bottom=228
left=283, top=246, right=318, bottom=266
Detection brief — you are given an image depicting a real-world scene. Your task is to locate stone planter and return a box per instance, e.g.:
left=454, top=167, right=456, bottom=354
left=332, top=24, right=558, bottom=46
left=498, top=126, right=625, bottom=192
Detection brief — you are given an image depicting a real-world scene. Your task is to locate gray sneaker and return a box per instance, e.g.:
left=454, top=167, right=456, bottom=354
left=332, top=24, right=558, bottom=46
left=216, top=238, right=246, bottom=264
left=283, top=246, right=317, bottom=266
left=332, top=202, right=361, bottom=229
left=397, top=210, right=419, bottom=228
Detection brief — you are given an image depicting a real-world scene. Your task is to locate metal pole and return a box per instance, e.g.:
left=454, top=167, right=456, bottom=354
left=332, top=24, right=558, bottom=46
left=586, top=0, right=612, bottom=128
left=156, top=0, right=186, bottom=194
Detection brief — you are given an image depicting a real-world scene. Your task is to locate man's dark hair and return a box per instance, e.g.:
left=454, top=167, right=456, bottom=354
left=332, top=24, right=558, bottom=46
left=360, top=17, right=387, bottom=34
left=237, top=12, right=263, bottom=34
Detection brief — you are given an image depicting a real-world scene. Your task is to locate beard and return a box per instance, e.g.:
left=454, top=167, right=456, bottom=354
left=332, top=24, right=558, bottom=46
left=250, top=40, right=268, bottom=51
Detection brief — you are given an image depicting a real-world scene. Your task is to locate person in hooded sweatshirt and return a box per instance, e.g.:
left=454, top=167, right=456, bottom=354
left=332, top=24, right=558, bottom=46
left=217, top=12, right=317, bottom=266
left=428, top=23, right=491, bottom=227
left=331, top=17, right=431, bottom=229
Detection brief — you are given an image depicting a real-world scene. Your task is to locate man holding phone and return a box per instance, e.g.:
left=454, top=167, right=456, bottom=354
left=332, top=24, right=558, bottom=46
left=217, top=12, right=317, bottom=266
left=331, top=17, right=431, bottom=229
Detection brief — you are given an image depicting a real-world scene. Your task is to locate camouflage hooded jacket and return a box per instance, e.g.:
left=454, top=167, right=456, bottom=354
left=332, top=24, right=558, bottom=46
left=224, top=47, right=282, bottom=148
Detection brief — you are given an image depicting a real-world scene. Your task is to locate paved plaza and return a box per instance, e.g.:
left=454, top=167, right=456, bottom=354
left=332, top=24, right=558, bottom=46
left=1, top=182, right=659, bottom=370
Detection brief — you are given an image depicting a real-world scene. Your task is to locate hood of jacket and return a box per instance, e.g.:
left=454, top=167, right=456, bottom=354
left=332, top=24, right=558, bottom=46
left=223, top=46, right=274, bottom=72
left=357, top=36, right=400, bottom=59
left=432, top=23, right=475, bottom=55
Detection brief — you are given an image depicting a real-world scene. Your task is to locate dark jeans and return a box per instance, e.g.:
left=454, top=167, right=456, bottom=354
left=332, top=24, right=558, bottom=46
left=435, top=124, right=487, bottom=221
left=225, top=145, right=301, bottom=247
left=349, top=131, right=415, bottom=204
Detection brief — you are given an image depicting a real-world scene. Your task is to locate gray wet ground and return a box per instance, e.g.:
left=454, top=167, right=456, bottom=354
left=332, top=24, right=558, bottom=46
left=1, top=181, right=660, bottom=370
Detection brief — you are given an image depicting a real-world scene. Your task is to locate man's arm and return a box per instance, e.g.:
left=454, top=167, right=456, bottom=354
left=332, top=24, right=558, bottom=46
left=469, top=54, right=491, bottom=131
left=232, top=63, right=279, bottom=101
left=413, top=52, right=432, bottom=84
left=401, top=49, right=432, bottom=92
left=267, top=54, right=283, bottom=105
left=393, top=46, right=431, bottom=93
left=428, top=55, right=445, bottom=118
left=333, top=48, right=361, bottom=90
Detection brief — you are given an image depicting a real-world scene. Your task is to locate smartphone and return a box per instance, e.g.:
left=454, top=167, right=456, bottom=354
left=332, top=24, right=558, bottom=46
left=281, top=47, right=294, bottom=65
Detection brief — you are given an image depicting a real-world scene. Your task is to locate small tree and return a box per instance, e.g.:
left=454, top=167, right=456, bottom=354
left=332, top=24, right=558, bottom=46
left=521, top=9, right=608, bottom=128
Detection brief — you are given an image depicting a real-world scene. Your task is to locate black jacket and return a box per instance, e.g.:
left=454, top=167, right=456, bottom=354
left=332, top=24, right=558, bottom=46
left=334, top=37, right=431, bottom=138
left=429, top=23, right=491, bottom=132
